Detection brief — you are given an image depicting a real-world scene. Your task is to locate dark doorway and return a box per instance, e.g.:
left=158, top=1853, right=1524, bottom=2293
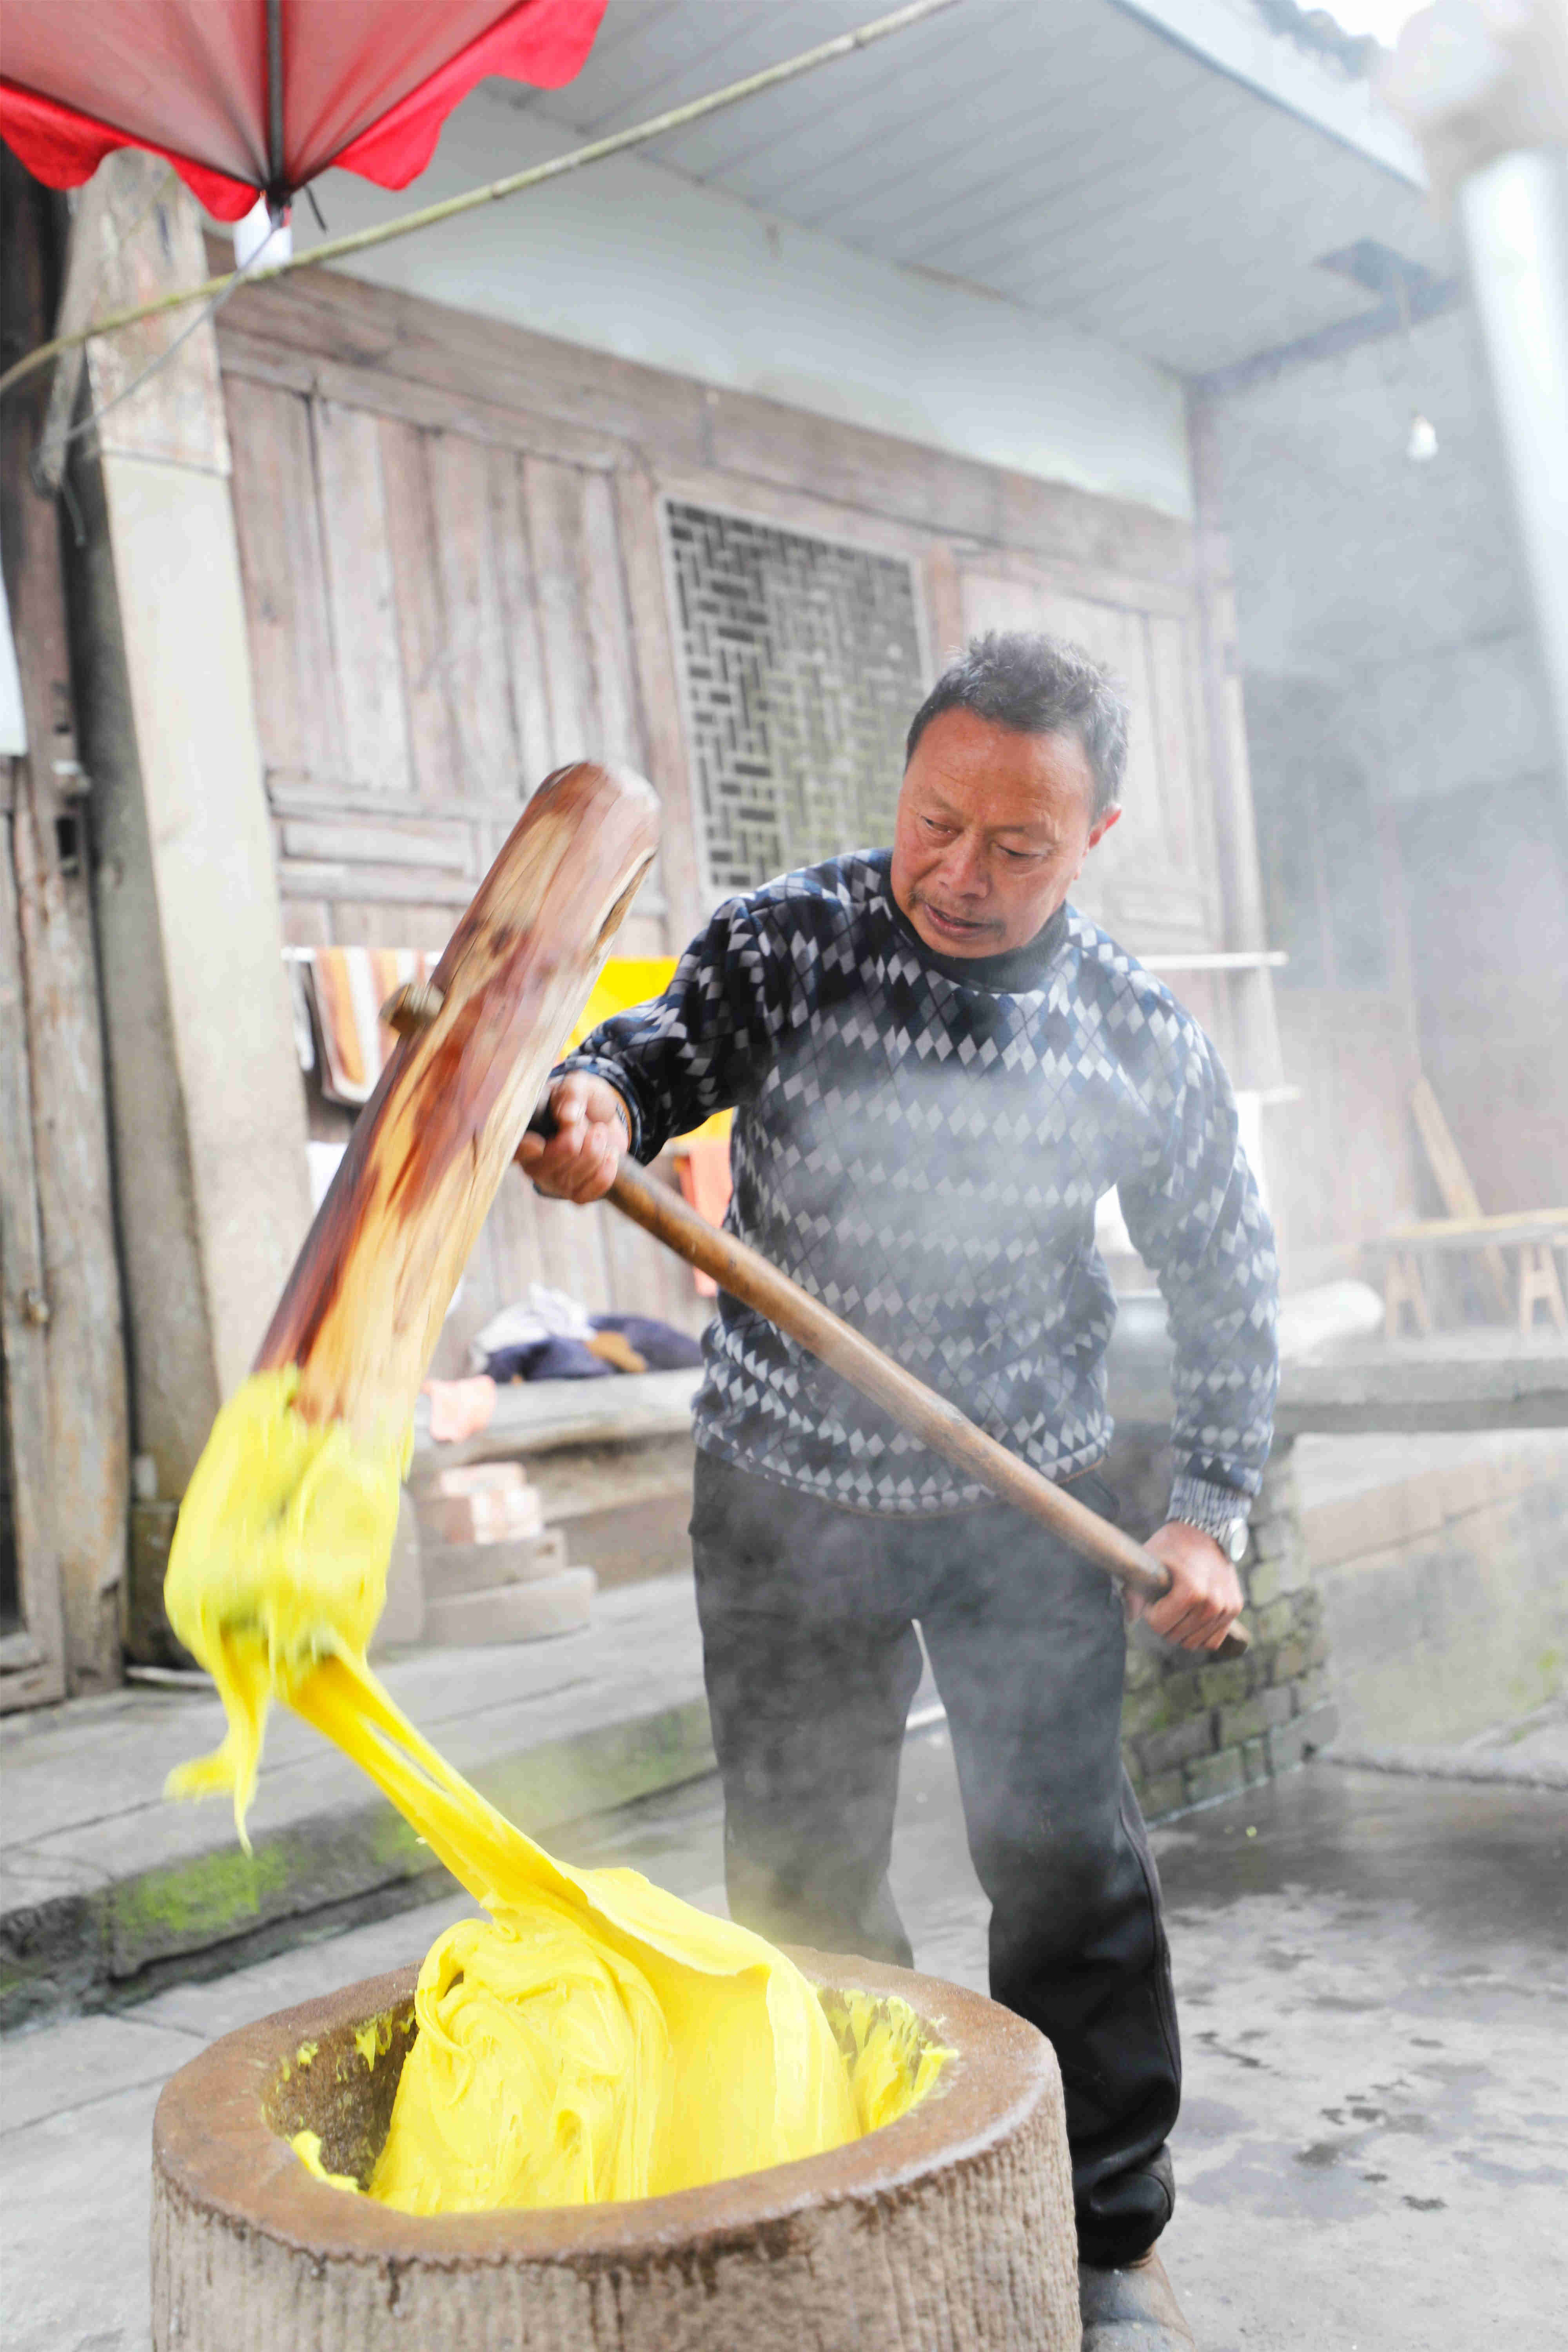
left=0, top=1348, right=18, bottom=1636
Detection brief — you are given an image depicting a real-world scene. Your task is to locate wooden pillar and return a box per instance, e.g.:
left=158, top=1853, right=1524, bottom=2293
left=65, top=155, right=311, bottom=1507
left=1185, top=390, right=1285, bottom=1097
left=614, top=467, right=704, bottom=946
left=0, top=154, right=130, bottom=1697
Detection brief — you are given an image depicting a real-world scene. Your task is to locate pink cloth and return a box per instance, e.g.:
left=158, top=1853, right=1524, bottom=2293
left=675, top=1137, right=733, bottom=1299
left=422, top=1374, right=496, bottom=1445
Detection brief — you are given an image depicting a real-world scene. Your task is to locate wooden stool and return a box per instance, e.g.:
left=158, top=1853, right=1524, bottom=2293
left=1377, top=1211, right=1568, bottom=1336
left=1384, top=1249, right=1433, bottom=1337
left=1518, top=1243, right=1568, bottom=1335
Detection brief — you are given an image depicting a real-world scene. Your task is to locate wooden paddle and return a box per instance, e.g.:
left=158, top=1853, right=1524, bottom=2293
left=523, top=1108, right=1250, bottom=1661
left=254, top=762, right=659, bottom=1440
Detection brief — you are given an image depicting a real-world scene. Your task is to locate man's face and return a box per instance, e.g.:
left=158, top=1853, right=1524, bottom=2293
left=890, top=708, right=1121, bottom=957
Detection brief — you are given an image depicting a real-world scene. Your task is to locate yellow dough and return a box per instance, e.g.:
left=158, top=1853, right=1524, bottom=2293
left=163, top=1368, right=408, bottom=1845
left=167, top=1373, right=944, bottom=2213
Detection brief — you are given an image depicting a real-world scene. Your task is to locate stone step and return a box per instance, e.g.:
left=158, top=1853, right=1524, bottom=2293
left=421, top=1527, right=568, bottom=1598
left=421, top=1568, right=598, bottom=1650
left=555, top=1490, right=695, bottom=1589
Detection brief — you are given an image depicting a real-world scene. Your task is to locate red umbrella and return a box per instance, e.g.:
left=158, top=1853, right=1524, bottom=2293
left=0, top=0, right=607, bottom=222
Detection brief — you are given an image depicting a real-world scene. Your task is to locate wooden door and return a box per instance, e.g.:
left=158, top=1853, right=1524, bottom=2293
left=956, top=561, right=1222, bottom=955
left=223, top=377, right=662, bottom=949
left=221, top=364, right=704, bottom=1344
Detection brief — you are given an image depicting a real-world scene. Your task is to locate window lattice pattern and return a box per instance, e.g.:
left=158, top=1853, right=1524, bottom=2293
left=666, top=503, right=925, bottom=896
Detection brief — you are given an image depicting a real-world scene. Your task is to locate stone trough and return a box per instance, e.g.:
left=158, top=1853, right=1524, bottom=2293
left=151, top=1947, right=1079, bottom=2351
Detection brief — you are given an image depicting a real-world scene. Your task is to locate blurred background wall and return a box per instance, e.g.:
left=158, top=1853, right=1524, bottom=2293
left=1202, top=299, right=1568, bottom=1278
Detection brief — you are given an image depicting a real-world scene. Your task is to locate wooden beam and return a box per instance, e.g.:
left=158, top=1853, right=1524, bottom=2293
left=1380, top=1210, right=1568, bottom=1247
left=212, top=260, right=1196, bottom=591
left=614, top=470, right=703, bottom=946
left=216, top=325, right=625, bottom=473
left=1185, top=389, right=1285, bottom=1096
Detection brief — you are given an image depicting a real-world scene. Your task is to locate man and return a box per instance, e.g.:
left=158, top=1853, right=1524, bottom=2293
left=522, top=632, right=1278, bottom=2350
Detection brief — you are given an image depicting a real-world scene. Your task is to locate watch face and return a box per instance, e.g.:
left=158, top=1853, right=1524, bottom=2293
left=1226, top=1520, right=1249, bottom=1563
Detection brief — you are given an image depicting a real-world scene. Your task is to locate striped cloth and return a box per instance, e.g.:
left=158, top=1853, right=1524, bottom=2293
left=299, top=947, right=441, bottom=1106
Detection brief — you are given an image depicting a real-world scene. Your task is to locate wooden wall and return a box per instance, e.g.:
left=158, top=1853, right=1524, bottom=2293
left=952, top=556, right=1221, bottom=955
left=213, top=262, right=1256, bottom=1343
left=222, top=379, right=671, bottom=959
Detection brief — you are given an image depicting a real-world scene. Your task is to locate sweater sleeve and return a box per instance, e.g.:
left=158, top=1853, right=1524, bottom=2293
left=555, top=895, right=791, bottom=1162
left=1116, top=1013, right=1280, bottom=1521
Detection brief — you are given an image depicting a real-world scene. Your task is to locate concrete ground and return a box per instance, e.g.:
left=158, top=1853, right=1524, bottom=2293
left=3, top=1723, right=1564, bottom=2352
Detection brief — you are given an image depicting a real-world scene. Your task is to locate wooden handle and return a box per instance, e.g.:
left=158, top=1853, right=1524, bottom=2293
left=597, top=1151, right=1249, bottom=1659
left=257, top=763, right=659, bottom=1438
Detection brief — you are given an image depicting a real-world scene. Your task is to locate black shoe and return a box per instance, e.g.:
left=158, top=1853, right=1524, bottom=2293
left=1079, top=2248, right=1196, bottom=2350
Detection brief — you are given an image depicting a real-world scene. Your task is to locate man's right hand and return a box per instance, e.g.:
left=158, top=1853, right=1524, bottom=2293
left=516, top=1073, right=631, bottom=1203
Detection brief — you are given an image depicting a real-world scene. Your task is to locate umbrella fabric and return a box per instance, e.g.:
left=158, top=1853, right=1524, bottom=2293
left=0, top=0, right=606, bottom=221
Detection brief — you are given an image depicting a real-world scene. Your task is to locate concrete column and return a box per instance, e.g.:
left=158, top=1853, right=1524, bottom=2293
left=1458, top=148, right=1568, bottom=806
left=1381, top=0, right=1568, bottom=806
left=69, top=156, right=310, bottom=1504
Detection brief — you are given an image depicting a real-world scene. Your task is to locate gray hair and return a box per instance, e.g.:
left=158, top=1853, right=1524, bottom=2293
left=905, top=632, right=1128, bottom=818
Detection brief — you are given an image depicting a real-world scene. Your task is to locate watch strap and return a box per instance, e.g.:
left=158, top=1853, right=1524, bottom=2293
left=1168, top=1474, right=1252, bottom=1546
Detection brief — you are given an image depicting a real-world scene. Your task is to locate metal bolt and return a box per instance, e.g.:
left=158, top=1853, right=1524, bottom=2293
left=20, top=1287, right=51, bottom=1327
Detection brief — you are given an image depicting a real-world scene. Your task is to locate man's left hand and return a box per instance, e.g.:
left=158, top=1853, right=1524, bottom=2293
left=1129, top=1522, right=1244, bottom=1652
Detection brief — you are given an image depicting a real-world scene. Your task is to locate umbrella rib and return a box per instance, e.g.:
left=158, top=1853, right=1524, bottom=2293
left=267, top=0, right=285, bottom=198
left=0, top=0, right=964, bottom=405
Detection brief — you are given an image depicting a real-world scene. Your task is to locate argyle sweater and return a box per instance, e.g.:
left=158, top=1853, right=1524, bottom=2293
left=563, top=851, right=1278, bottom=1524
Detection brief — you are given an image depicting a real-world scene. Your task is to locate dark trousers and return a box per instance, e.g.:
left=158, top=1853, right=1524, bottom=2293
left=690, top=1448, right=1181, bottom=2267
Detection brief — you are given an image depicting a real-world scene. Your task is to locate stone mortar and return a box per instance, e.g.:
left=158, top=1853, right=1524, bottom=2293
left=151, top=1946, right=1078, bottom=2350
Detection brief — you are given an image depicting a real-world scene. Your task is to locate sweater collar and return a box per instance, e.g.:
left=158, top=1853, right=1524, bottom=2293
left=870, top=851, right=1070, bottom=991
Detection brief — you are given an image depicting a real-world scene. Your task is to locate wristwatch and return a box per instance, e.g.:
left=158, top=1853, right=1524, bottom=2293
left=1174, top=1485, right=1251, bottom=1562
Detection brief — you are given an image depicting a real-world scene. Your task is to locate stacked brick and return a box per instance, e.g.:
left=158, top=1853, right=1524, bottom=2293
left=1115, top=1436, right=1339, bottom=1821
left=408, top=1463, right=595, bottom=1646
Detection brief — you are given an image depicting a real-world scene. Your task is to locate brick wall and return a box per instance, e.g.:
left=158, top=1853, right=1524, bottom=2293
left=1114, top=1435, right=1339, bottom=1820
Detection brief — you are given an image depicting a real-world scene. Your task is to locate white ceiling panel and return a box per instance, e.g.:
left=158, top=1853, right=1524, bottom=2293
left=783, top=55, right=1207, bottom=242
left=896, top=86, right=1256, bottom=274
left=640, top=11, right=1014, bottom=189
left=503, top=0, right=1456, bottom=377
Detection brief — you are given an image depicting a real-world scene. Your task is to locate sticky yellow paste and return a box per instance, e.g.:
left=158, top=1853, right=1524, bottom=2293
left=163, top=1368, right=408, bottom=1844
left=166, top=1372, right=946, bottom=2213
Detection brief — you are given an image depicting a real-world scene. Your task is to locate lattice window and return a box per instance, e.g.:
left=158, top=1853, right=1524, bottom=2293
left=665, top=502, right=925, bottom=897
